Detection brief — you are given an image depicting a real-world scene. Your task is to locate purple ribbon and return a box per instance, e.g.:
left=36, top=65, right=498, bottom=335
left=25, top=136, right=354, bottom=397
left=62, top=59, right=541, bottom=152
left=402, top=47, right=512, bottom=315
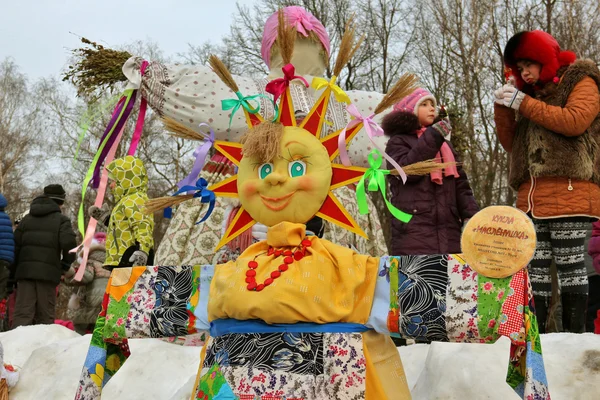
left=176, top=123, right=215, bottom=191
left=91, top=90, right=138, bottom=188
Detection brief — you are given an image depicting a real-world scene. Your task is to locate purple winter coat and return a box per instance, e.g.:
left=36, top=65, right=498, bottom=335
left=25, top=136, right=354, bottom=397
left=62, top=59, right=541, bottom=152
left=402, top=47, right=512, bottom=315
left=382, top=111, right=480, bottom=256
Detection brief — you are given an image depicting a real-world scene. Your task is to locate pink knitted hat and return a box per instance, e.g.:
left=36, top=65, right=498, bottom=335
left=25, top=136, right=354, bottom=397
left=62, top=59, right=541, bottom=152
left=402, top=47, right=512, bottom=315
left=261, top=6, right=331, bottom=68
left=393, top=88, right=437, bottom=115
left=93, top=232, right=106, bottom=245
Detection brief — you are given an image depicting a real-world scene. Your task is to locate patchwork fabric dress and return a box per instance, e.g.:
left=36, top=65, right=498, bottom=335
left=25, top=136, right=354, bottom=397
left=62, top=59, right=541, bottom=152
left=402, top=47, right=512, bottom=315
left=75, top=222, right=551, bottom=400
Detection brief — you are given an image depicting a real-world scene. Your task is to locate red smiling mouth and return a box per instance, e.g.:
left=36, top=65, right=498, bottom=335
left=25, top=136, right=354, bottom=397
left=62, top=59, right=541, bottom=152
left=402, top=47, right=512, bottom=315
left=260, top=191, right=297, bottom=211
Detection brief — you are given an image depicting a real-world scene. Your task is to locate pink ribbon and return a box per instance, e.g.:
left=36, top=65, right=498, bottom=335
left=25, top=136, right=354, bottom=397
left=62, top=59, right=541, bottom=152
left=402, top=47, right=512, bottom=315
left=127, top=61, right=149, bottom=156
left=338, top=104, right=407, bottom=183
left=72, top=126, right=125, bottom=281
left=265, top=64, right=308, bottom=102
left=291, top=12, right=315, bottom=36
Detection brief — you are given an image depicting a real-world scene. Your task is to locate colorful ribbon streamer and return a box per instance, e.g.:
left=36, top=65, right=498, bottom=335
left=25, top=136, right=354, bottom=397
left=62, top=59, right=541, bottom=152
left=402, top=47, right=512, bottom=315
left=338, top=104, right=408, bottom=184
left=222, top=91, right=272, bottom=127
left=176, top=123, right=215, bottom=191
left=357, top=149, right=412, bottom=223
left=78, top=89, right=136, bottom=236
left=127, top=61, right=149, bottom=156
left=73, top=126, right=126, bottom=281
left=164, top=178, right=216, bottom=224
left=311, top=75, right=351, bottom=104
left=265, top=63, right=309, bottom=102
left=73, top=94, right=122, bottom=164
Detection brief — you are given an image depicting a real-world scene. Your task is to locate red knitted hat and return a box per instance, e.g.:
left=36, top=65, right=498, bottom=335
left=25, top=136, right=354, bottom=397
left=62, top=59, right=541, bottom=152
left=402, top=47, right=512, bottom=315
left=503, top=30, right=576, bottom=89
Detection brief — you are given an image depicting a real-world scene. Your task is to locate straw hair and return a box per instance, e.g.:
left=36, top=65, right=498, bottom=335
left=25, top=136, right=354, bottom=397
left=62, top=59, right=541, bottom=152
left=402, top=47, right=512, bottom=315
left=276, top=9, right=296, bottom=65
left=332, top=16, right=364, bottom=76
left=208, top=55, right=240, bottom=92
left=240, top=122, right=284, bottom=163
left=391, top=160, right=458, bottom=176
left=374, top=74, right=419, bottom=115
left=162, top=117, right=210, bottom=141
left=143, top=195, right=194, bottom=215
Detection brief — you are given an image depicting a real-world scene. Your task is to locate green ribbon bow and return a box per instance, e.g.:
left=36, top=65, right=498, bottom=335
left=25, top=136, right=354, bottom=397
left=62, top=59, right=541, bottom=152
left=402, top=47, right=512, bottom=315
left=221, top=91, right=278, bottom=127
left=356, top=149, right=413, bottom=223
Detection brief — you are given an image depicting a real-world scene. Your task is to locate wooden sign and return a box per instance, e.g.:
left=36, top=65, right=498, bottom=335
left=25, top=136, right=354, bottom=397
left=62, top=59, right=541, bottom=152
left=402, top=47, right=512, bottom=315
left=461, top=206, right=536, bottom=278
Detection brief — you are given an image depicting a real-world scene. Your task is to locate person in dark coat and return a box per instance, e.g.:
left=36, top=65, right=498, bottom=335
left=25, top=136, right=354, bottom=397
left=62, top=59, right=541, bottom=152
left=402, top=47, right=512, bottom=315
left=383, top=88, right=479, bottom=256
left=0, top=194, right=14, bottom=301
left=11, top=185, right=77, bottom=327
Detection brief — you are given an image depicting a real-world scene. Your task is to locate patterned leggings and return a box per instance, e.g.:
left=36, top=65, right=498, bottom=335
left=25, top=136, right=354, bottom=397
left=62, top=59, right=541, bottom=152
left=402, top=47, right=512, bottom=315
left=529, top=217, right=589, bottom=300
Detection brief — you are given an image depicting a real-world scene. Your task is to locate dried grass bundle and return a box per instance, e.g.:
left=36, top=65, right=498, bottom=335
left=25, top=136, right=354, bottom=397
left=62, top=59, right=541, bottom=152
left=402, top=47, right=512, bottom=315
left=240, top=122, right=284, bottom=163
left=208, top=55, right=240, bottom=92
left=162, top=117, right=210, bottom=141
left=392, top=160, right=459, bottom=176
left=276, top=9, right=296, bottom=65
left=332, top=16, right=364, bottom=76
left=374, top=74, right=419, bottom=115
left=62, top=37, right=132, bottom=100
left=143, top=195, right=194, bottom=215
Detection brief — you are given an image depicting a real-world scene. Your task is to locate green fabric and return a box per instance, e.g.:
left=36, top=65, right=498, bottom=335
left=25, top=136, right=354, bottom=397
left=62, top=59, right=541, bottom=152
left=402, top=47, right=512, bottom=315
left=104, top=288, right=134, bottom=342
left=476, top=275, right=511, bottom=339
left=105, top=156, right=154, bottom=266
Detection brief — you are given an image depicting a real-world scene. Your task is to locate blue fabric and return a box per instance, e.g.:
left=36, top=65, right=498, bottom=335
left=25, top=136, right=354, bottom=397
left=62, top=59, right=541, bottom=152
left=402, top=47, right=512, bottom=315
left=0, top=206, right=14, bottom=263
left=367, top=256, right=391, bottom=334
left=0, top=194, right=7, bottom=209
left=193, top=264, right=214, bottom=331
left=210, top=319, right=370, bottom=337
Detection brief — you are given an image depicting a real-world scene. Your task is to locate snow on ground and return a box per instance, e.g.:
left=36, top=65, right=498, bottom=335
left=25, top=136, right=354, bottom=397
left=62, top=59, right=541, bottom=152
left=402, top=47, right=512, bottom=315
left=1, top=326, right=598, bottom=399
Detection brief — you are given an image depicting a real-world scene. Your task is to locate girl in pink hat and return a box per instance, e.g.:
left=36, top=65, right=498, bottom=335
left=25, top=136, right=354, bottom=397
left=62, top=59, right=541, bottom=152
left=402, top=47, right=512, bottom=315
left=382, top=88, right=479, bottom=256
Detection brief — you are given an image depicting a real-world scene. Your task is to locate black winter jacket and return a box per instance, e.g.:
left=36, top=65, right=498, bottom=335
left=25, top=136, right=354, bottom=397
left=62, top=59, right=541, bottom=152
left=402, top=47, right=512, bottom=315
left=13, top=196, right=77, bottom=284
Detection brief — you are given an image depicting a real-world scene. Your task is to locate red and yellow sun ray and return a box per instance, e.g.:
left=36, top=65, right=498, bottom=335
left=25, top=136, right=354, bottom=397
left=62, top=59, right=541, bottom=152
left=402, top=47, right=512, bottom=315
left=245, top=109, right=264, bottom=128
left=319, top=122, right=365, bottom=161
left=299, top=88, right=330, bottom=138
left=215, top=207, right=256, bottom=251
left=214, top=141, right=244, bottom=166
left=208, top=175, right=239, bottom=198
left=276, top=88, right=296, bottom=127
left=316, top=192, right=366, bottom=238
left=330, top=164, right=367, bottom=189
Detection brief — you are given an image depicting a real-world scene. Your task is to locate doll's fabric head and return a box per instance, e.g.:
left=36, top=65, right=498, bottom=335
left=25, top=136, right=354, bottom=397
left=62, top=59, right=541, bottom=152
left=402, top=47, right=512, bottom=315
left=237, top=123, right=332, bottom=227
left=262, top=6, right=330, bottom=75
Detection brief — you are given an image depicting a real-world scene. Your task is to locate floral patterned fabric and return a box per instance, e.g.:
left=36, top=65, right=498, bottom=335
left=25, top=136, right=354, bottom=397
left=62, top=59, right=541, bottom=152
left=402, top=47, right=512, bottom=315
left=76, top=256, right=550, bottom=400
left=196, top=332, right=366, bottom=400
left=375, top=255, right=551, bottom=399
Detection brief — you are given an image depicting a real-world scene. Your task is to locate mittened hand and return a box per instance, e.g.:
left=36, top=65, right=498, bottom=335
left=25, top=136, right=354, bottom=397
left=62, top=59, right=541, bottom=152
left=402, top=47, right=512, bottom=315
left=501, top=86, right=525, bottom=110
left=129, top=250, right=149, bottom=267
left=494, top=86, right=505, bottom=105
left=432, top=118, right=452, bottom=140
left=88, top=204, right=110, bottom=224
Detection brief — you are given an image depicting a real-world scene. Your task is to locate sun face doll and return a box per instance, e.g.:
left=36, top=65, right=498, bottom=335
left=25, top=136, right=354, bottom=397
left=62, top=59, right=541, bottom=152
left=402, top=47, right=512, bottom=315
left=141, top=16, right=444, bottom=399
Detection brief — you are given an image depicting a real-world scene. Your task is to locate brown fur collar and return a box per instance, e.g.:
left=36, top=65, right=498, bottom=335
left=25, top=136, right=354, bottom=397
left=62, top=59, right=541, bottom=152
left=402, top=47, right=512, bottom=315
left=509, top=59, right=600, bottom=189
left=381, top=110, right=421, bottom=136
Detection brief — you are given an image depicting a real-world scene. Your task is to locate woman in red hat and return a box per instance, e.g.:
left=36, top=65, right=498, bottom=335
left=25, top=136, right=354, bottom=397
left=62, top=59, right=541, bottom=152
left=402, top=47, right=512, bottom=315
left=494, top=30, right=600, bottom=333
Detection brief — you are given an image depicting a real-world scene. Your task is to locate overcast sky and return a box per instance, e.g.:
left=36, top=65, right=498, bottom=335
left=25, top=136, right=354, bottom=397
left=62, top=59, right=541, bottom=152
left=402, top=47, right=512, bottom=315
left=0, top=0, right=253, bottom=80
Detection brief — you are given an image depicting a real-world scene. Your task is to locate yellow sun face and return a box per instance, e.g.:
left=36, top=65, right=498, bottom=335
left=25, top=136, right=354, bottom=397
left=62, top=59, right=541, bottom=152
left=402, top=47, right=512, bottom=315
left=237, top=126, right=332, bottom=226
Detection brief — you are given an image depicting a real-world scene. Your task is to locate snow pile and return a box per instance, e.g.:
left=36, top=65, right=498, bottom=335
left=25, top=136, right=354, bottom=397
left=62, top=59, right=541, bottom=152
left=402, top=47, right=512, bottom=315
left=0, top=325, right=598, bottom=399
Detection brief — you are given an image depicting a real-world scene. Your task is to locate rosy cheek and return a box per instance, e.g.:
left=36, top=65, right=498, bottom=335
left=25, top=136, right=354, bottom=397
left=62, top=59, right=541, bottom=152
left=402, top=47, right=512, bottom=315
left=241, top=181, right=259, bottom=198
left=296, top=176, right=315, bottom=191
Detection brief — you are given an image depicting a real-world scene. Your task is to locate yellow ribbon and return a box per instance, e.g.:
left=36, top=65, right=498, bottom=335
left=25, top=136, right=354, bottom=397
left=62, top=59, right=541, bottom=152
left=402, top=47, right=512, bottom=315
left=311, top=75, right=351, bottom=104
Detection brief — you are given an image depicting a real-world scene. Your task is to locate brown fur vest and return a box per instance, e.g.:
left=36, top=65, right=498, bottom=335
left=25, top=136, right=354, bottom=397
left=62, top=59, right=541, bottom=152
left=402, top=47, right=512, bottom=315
left=509, top=60, right=600, bottom=190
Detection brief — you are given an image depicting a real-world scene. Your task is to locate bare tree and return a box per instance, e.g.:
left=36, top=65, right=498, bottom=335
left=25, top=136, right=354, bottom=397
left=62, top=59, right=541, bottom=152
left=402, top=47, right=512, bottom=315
left=0, top=58, right=42, bottom=216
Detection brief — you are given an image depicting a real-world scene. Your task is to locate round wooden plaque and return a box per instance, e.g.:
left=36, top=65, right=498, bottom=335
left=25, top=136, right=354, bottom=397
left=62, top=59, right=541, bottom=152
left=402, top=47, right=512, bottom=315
left=460, top=206, right=536, bottom=278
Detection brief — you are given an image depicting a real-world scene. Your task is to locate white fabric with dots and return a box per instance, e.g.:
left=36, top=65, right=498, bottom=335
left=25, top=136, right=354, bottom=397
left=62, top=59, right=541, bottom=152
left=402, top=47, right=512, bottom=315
left=123, top=57, right=392, bottom=168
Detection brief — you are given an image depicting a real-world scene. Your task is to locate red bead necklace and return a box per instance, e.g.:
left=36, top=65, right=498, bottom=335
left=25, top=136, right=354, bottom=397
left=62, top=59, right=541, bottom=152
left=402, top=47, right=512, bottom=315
left=246, top=238, right=312, bottom=291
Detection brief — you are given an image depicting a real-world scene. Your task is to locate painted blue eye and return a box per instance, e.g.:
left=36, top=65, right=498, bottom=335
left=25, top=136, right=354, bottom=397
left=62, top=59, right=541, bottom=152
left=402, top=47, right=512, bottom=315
left=258, top=163, right=274, bottom=179
left=288, top=160, right=306, bottom=177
